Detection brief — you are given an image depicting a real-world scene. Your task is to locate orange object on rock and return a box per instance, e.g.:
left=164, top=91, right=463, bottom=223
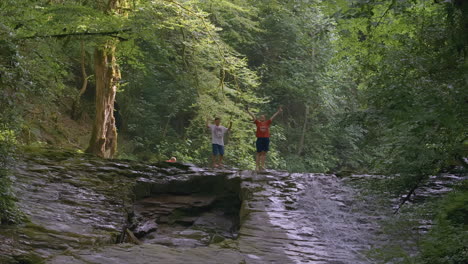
left=165, top=157, right=177, bottom=163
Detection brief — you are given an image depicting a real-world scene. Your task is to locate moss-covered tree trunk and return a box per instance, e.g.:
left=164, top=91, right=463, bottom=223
left=297, top=104, right=309, bottom=156
left=86, top=0, right=126, bottom=158
left=86, top=42, right=120, bottom=158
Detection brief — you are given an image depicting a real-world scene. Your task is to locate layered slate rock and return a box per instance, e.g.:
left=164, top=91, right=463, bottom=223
left=2, top=149, right=384, bottom=264
left=0, top=149, right=243, bottom=263
left=4, top=152, right=135, bottom=260
left=45, top=169, right=379, bottom=264
left=238, top=171, right=378, bottom=264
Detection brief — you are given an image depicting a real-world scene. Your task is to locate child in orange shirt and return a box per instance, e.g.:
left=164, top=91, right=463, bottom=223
left=246, top=106, right=282, bottom=171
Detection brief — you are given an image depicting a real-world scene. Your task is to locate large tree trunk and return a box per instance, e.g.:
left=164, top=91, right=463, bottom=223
left=86, top=41, right=120, bottom=158
left=86, top=0, right=127, bottom=158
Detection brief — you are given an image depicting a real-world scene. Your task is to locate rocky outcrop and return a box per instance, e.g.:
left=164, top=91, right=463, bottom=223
left=0, top=149, right=243, bottom=263
left=0, top=149, right=382, bottom=264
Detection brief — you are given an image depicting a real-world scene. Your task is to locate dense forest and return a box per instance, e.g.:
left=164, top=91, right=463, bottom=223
left=1, top=0, right=467, bottom=262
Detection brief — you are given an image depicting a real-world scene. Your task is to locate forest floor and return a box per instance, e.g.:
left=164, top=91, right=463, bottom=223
left=19, top=98, right=93, bottom=151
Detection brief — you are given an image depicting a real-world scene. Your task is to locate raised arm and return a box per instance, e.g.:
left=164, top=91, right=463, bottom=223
left=206, top=118, right=210, bottom=128
left=270, top=106, right=283, bottom=121
left=246, top=107, right=256, bottom=122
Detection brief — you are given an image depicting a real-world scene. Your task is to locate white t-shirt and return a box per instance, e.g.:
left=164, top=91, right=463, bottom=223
left=208, top=124, right=228, bottom=146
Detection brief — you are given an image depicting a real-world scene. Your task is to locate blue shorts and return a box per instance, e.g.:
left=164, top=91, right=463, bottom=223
left=212, top=144, right=225, bottom=156
left=256, top=138, right=270, bottom=152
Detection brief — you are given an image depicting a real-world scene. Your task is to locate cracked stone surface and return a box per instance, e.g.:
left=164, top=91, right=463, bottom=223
left=0, top=149, right=412, bottom=264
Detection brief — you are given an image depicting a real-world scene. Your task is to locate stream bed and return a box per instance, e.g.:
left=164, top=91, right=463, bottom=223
left=0, top=149, right=464, bottom=264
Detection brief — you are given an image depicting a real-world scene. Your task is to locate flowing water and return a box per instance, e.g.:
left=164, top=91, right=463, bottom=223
left=236, top=171, right=386, bottom=264
left=1, top=150, right=464, bottom=264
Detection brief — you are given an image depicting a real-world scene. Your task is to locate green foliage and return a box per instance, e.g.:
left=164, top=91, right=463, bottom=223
left=415, top=182, right=468, bottom=264
left=0, top=0, right=82, bottom=224
left=0, top=13, right=23, bottom=224
left=0, top=0, right=467, bottom=261
left=113, top=0, right=265, bottom=167
left=0, top=0, right=464, bottom=175
left=196, top=0, right=262, bottom=51
left=325, top=0, right=467, bottom=182
left=0, top=128, right=23, bottom=224
left=214, top=0, right=346, bottom=172
left=323, top=2, right=468, bottom=260
left=369, top=181, right=468, bottom=264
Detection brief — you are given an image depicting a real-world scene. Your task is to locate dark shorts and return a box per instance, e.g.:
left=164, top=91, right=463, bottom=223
left=256, top=137, right=270, bottom=152
left=212, top=144, right=224, bottom=156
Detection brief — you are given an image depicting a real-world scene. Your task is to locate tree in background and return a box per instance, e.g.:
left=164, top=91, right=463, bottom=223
left=1, top=0, right=464, bottom=174
left=1, top=1, right=467, bottom=261
left=115, top=0, right=263, bottom=167
left=238, top=0, right=351, bottom=172
left=327, top=0, right=467, bottom=188
left=324, top=0, right=468, bottom=261
left=0, top=0, right=262, bottom=164
left=86, top=0, right=128, bottom=158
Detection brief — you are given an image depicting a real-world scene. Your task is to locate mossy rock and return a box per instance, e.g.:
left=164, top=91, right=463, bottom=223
left=210, top=234, right=225, bottom=244
left=13, top=253, right=45, bottom=264
left=335, top=170, right=353, bottom=178
left=216, top=238, right=239, bottom=250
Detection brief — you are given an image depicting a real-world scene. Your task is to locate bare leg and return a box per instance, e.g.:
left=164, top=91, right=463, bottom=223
left=212, top=155, right=218, bottom=167
left=255, top=152, right=261, bottom=171
left=218, top=155, right=224, bottom=167
left=260, top=152, right=267, bottom=170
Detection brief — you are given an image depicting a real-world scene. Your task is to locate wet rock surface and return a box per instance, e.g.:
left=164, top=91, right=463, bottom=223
left=0, top=149, right=243, bottom=263
left=130, top=189, right=241, bottom=247
left=237, top=171, right=378, bottom=264
left=2, top=149, right=461, bottom=263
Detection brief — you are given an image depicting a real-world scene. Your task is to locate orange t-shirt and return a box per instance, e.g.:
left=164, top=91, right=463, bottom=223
left=255, top=120, right=272, bottom=138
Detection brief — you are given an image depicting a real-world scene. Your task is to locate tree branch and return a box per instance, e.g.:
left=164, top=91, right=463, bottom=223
left=17, top=29, right=131, bottom=41
left=393, top=175, right=425, bottom=214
